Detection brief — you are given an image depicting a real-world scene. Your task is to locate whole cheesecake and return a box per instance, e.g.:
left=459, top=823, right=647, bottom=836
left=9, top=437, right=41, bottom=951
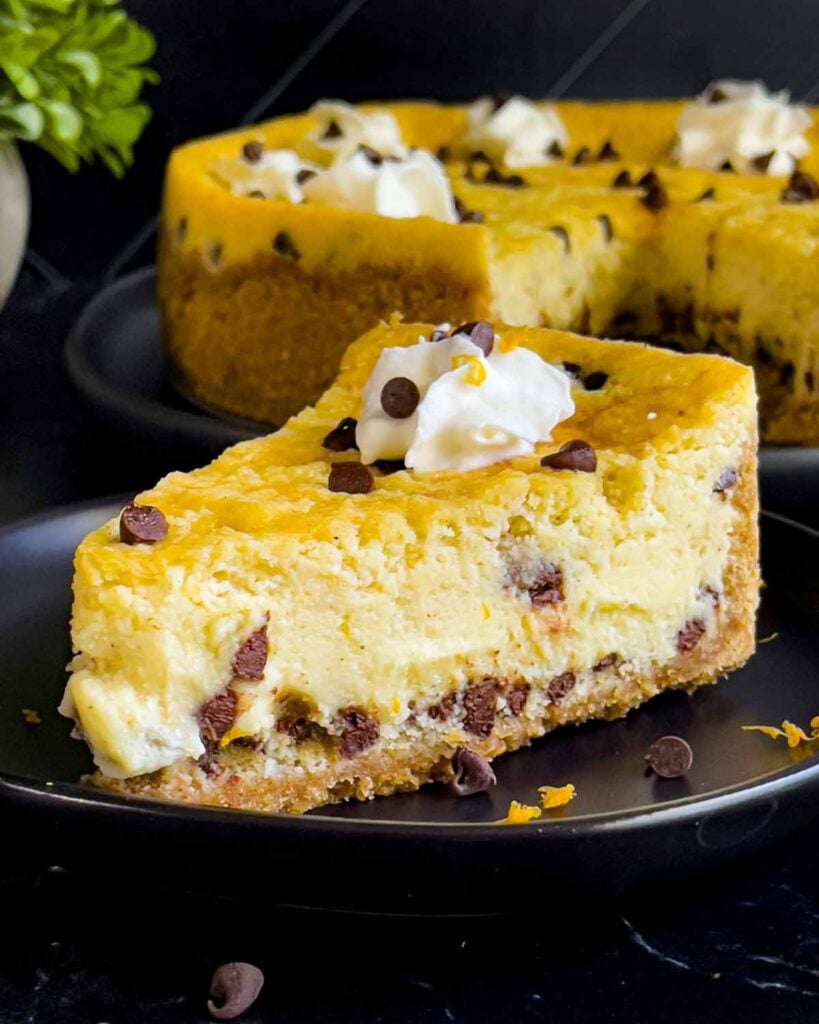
left=62, top=319, right=759, bottom=814
left=158, top=87, right=819, bottom=441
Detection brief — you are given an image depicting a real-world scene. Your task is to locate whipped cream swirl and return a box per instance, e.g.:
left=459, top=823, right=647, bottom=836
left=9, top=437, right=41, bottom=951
left=310, top=100, right=408, bottom=160
left=356, top=328, right=575, bottom=473
left=674, top=80, right=811, bottom=176
left=210, top=148, right=319, bottom=202
left=464, top=96, right=568, bottom=168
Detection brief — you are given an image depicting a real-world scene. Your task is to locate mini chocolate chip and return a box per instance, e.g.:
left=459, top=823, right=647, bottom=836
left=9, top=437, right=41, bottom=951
left=296, top=168, right=317, bottom=184
left=572, top=146, right=590, bottom=165
left=174, top=216, right=188, bottom=246
left=328, top=462, right=373, bottom=495
left=641, top=181, right=668, bottom=211
left=645, top=736, right=693, bottom=779
left=208, top=962, right=264, bottom=1020
left=708, top=86, right=728, bottom=103
left=322, top=118, right=342, bottom=139
left=806, top=371, right=815, bottom=392
left=381, top=376, right=420, bottom=418
left=541, top=439, right=597, bottom=473
left=491, top=92, right=512, bottom=112
left=676, top=618, right=706, bottom=652
left=232, top=624, right=268, bottom=681
left=206, top=242, right=223, bottom=269
left=637, top=170, right=659, bottom=189
left=713, top=467, right=738, bottom=494
left=597, top=140, right=619, bottom=161
left=696, top=187, right=716, bottom=202
left=529, top=563, right=563, bottom=606
left=429, top=691, right=457, bottom=721
left=277, top=714, right=313, bottom=743
left=463, top=679, right=498, bottom=737
left=781, top=170, right=819, bottom=203
left=454, top=196, right=484, bottom=223
left=547, top=671, right=576, bottom=705
left=450, top=746, right=496, bottom=796
left=485, top=167, right=525, bottom=188
left=373, top=458, right=406, bottom=475
left=506, top=683, right=530, bottom=716
left=548, top=225, right=571, bottom=253
left=198, top=687, right=238, bottom=744
left=720, top=160, right=734, bottom=172
left=247, top=189, right=265, bottom=199
left=241, top=140, right=263, bottom=163
left=781, top=361, right=795, bottom=387
left=577, top=305, right=591, bottom=335
left=597, top=213, right=613, bottom=242
left=119, top=503, right=168, bottom=545
left=436, top=145, right=451, bottom=162
left=547, top=140, right=564, bottom=158
left=755, top=344, right=772, bottom=365
left=323, top=416, right=359, bottom=452
left=358, top=143, right=383, bottom=166
left=612, top=170, right=633, bottom=188
left=583, top=370, right=608, bottom=391
left=429, top=328, right=449, bottom=342
left=453, top=320, right=495, bottom=356
left=338, top=707, right=379, bottom=757
left=273, top=231, right=300, bottom=260
left=561, top=361, right=582, bottom=378
left=612, top=309, right=637, bottom=329
left=750, top=151, right=775, bottom=173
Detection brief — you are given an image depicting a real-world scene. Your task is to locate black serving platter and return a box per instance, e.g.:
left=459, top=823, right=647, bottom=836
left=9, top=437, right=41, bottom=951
left=2, top=500, right=819, bottom=914
left=64, top=268, right=819, bottom=524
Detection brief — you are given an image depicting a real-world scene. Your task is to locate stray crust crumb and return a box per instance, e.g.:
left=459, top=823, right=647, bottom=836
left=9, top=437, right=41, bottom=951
left=498, top=800, right=542, bottom=824
left=21, top=708, right=41, bottom=725
left=741, top=715, right=819, bottom=748
left=538, top=783, right=576, bottom=809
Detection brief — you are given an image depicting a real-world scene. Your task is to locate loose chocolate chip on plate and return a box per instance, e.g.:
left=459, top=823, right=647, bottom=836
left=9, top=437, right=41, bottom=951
left=713, top=467, right=738, bottom=494
left=463, top=679, right=498, bottom=737
left=232, top=624, right=268, bottom=681
left=208, top=962, right=264, bottom=1021
left=676, top=618, right=706, bottom=652
left=696, top=188, right=716, bottom=202
left=381, top=376, right=421, bottom=418
left=338, top=707, right=379, bottom=757
left=548, top=225, right=571, bottom=253
left=119, top=503, right=168, bottom=545
left=612, top=169, right=633, bottom=188
left=547, top=140, right=564, bottom=158
left=241, top=140, right=263, bottom=163
left=583, top=370, right=608, bottom=391
left=453, top=319, right=495, bottom=356
left=781, top=170, right=819, bottom=203
left=541, top=439, right=597, bottom=473
left=547, top=671, right=576, bottom=705
left=645, top=736, right=693, bottom=779
left=322, top=118, right=342, bottom=139
left=328, top=462, right=373, bottom=495
left=506, top=683, right=530, bottom=716
left=322, top=416, right=359, bottom=452
left=450, top=746, right=497, bottom=797
left=561, top=360, right=582, bottom=378
left=597, top=213, right=613, bottom=242
left=572, top=146, right=591, bottom=166
left=597, top=140, right=620, bottom=161
left=273, top=231, right=300, bottom=260
left=198, top=687, right=238, bottom=744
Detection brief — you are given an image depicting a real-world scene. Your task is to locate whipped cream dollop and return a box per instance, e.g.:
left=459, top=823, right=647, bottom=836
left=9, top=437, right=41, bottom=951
left=674, top=80, right=811, bottom=176
left=464, top=96, right=568, bottom=167
left=302, top=147, right=457, bottom=222
left=356, top=328, right=575, bottom=473
left=210, top=148, right=319, bottom=201
left=310, top=99, right=409, bottom=159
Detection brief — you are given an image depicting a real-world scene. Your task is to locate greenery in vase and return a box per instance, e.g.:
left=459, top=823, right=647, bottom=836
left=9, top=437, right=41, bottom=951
left=0, top=0, right=156, bottom=176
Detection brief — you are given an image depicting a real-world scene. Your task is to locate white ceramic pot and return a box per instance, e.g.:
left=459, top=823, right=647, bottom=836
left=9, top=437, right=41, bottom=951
left=0, top=142, right=30, bottom=308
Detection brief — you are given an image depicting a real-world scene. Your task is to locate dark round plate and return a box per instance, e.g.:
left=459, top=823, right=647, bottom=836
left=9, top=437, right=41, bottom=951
left=64, top=268, right=819, bottom=523
left=2, top=499, right=819, bottom=914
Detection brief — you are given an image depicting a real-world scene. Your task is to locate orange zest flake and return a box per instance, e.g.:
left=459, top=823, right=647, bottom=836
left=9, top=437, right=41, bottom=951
left=497, top=801, right=542, bottom=825
left=538, top=783, right=576, bottom=810
left=450, top=354, right=487, bottom=386
left=741, top=716, right=819, bottom=748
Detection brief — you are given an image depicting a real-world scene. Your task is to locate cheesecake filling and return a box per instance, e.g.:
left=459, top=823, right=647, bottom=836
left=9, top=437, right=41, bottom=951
left=210, top=148, right=319, bottom=201
left=355, top=326, right=574, bottom=472
left=674, top=79, right=810, bottom=176
left=464, top=96, right=568, bottom=167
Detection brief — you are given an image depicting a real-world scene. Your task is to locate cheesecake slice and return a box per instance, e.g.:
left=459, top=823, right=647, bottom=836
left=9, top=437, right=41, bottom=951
left=62, top=320, right=759, bottom=814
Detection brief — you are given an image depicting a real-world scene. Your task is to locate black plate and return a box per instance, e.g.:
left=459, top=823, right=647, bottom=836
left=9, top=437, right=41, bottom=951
left=2, top=499, right=819, bottom=914
left=64, top=268, right=819, bottom=523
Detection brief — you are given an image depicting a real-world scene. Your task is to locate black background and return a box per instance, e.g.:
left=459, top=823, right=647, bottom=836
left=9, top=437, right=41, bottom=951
left=3, top=2, right=819, bottom=1021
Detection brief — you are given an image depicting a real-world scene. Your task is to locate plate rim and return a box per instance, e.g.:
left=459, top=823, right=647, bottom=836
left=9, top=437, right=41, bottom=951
left=2, top=497, right=819, bottom=839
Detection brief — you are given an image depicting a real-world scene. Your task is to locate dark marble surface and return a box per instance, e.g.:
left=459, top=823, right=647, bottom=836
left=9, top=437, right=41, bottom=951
left=3, top=0, right=819, bottom=1020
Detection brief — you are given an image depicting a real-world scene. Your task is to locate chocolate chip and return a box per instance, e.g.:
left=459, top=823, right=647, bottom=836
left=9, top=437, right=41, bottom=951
left=612, top=310, right=637, bottom=329
left=529, top=563, right=563, bottom=606
left=540, top=439, right=597, bottom=473
left=781, top=170, right=819, bottom=203
left=119, top=503, right=168, bottom=545
left=806, top=371, right=815, bottom=392
left=612, top=170, right=633, bottom=188
left=380, top=376, right=420, bottom=418
left=174, top=216, right=188, bottom=246
left=583, top=370, right=608, bottom=391
left=645, top=736, right=693, bottom=779
left=323, top=416, right=359, bottom=452
left=272, top=230, right=300, bottom=260
left=561, top=361, right=582, bottom=378
left=450, top=746, right=496, bottom=796
left=358, top=143, right=383, bottom=166
left=577, top=305, right=591, bottom=335
left=720, top=160, right=734, bottom=172
left=548, top=225, right=570, bottom=253
left=597, top=140, right=619, bottom=161
left=429, top=327, right=449, bottom=343
left=208, top=962, right=264, bottom=1020
left=781, top=361, right=795, bottom=387
left=241, top=140, right=263, bottom=163
left=756, top=344, right=772, bottom=365
left=198, top=687, right=238, bottom=744
left=322, top=118, right=342, bottom=139
left=247, top=189, right=265, bottom=199
left=713, top=467, right=738, bottom=494
left=750, top=151, right=775, bottom=173
left=572, top=146, right=590, bottom=166
left=491, top=92, right=512, bottom=113
left=454, top=196, right=484, bottom=223
left=696, top=187, right=716, bottom=202
left=436, top=145, right=451, bottom=162
left=708, top=86, right=728, bottom=103
left=277, top=707, right=317, bottom=744
left=296, top=168, right=317, bottom=185
left=597, top=213, right=613, bottom=242
left=206, top=242, right=223, bottom=269
left=429, top=691, right=457, bottom=721
left=453, top=320, right=495, bottom=356
left=328, top=462, right=373, bottom=495
left=232, top=624, right=268, bottom=681
left=547, top=671, right=576, bottom=705
left=463, top=679, right=498, bottom=737
left=641, top=181, right=668, bottom=211
left=484, top=167, right=526, bottom=188
left=468, top=149, right=492, bottom=165
left=506, top=683, right=530, bottom=716
left=676, top=619, right=706, bottom=652
left=638, top=170, right=659, bottom=189
left=338, top=707, right=379, bottom=757
left=547, top=140, right=564, bottom=158
left=373, top=458, right=406, bottom=475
